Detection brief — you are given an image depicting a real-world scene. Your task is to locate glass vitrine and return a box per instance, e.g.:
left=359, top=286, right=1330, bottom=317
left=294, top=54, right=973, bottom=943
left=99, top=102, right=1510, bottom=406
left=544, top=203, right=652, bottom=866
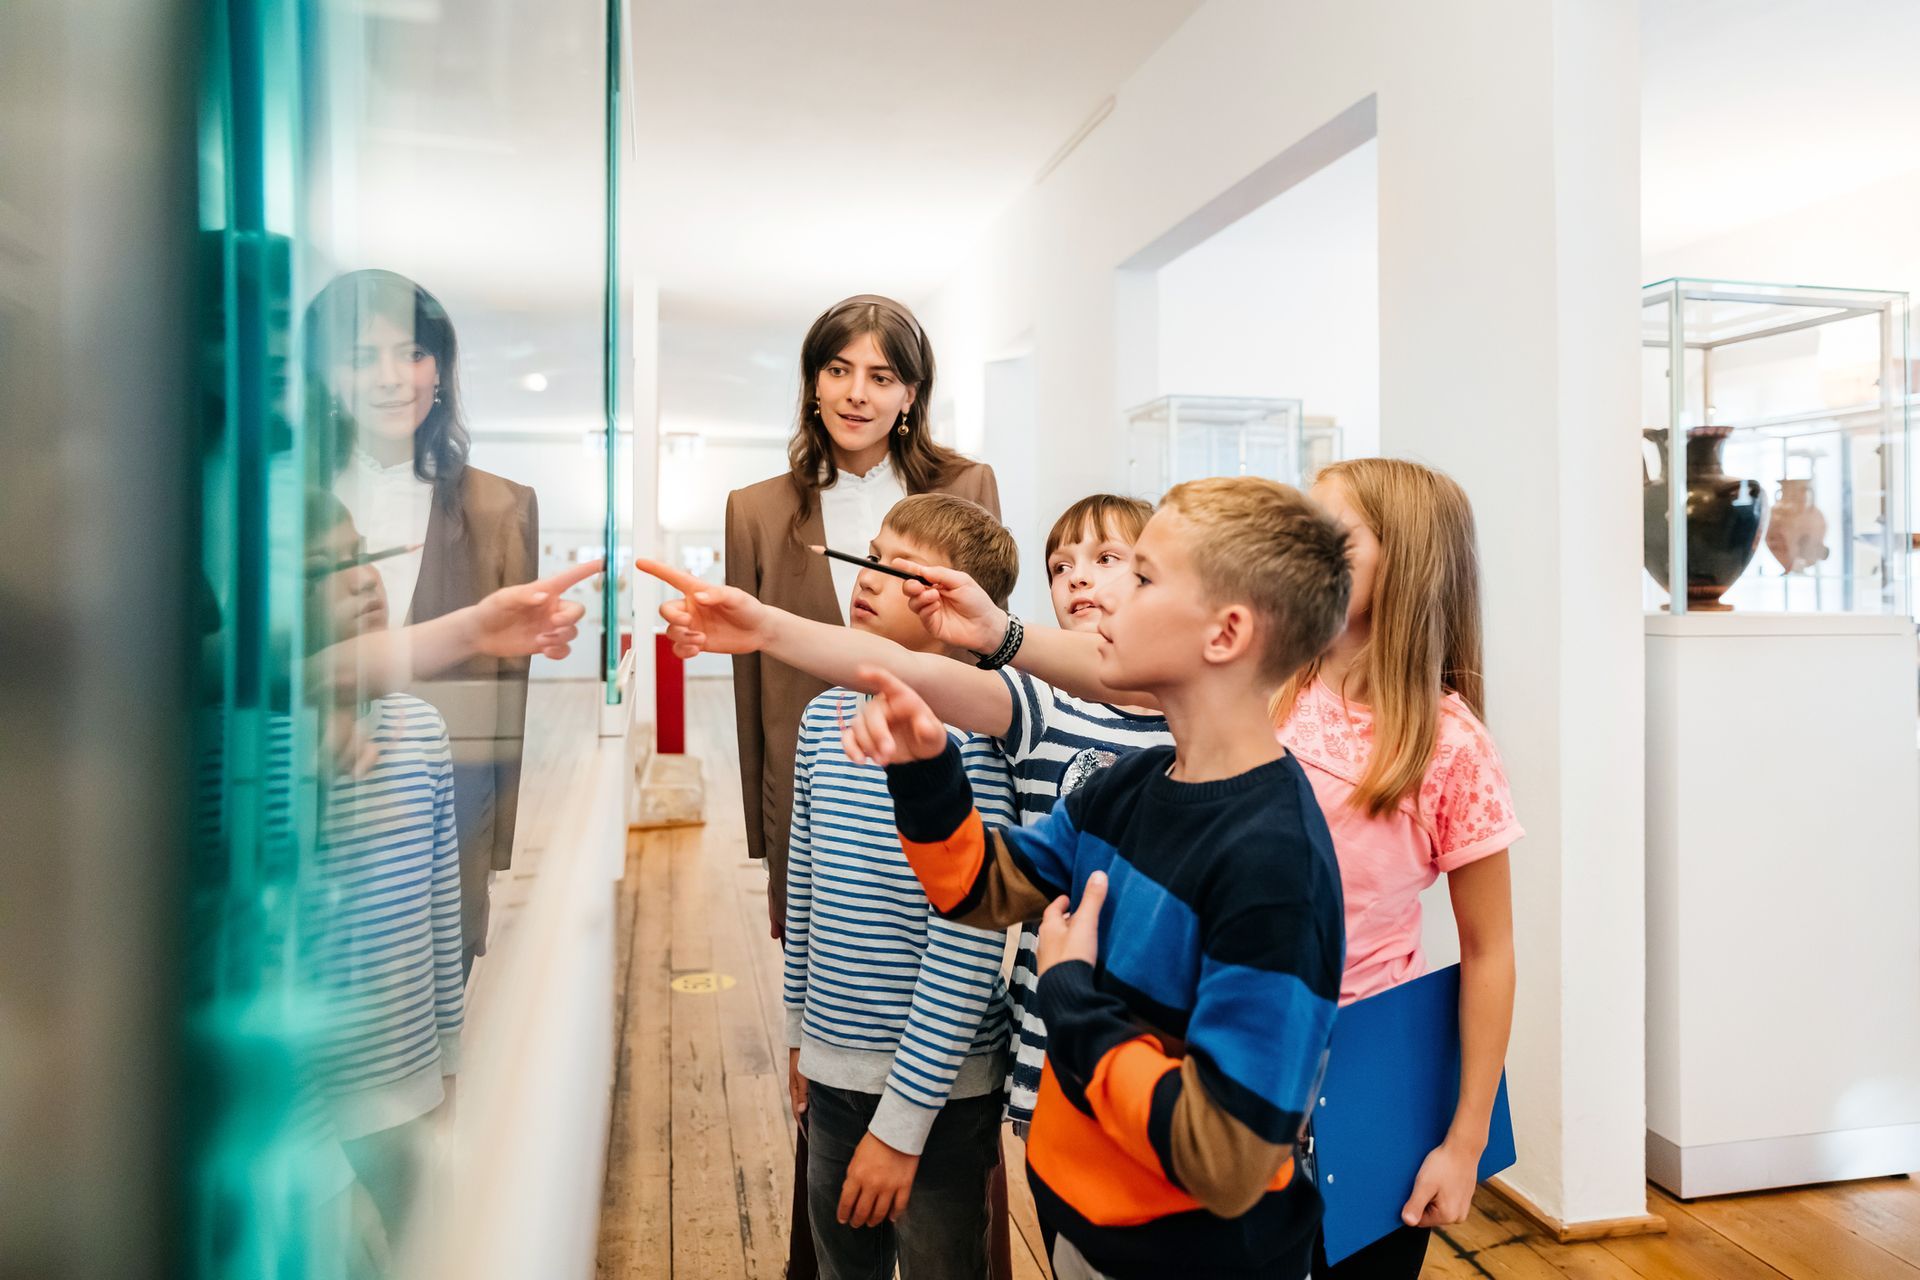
left=1123, top=394, right=1339, bottom=498
left=1641, top=279, right=1910, bottom=615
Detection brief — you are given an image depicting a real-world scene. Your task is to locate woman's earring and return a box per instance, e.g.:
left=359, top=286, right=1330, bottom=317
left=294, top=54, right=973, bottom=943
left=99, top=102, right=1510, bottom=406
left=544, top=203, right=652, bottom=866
left=433, top=383, right=443, bottom=405
left=896, top=412, right=910, bottom=437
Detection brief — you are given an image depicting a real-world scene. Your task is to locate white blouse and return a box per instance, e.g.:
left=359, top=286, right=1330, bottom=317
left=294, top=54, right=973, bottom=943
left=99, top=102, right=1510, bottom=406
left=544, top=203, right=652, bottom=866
left=818, top=456, right=906, bottom=623
left=333, top=449, right=434, bottom=625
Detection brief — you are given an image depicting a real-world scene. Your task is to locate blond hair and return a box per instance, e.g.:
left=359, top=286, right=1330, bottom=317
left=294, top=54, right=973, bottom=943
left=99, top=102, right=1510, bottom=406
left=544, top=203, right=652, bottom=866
left=1044, top=493, right=1153, bottom=559
left=1275, top=458, right=1485, bottom=818
left=882, top=493, right=1020, bottom=609
left=1158, top=477, right=1350, bottom=682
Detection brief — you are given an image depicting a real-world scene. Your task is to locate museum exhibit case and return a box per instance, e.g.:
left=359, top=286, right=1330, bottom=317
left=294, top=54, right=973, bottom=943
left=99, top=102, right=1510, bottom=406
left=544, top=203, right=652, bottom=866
left=1640, top=279, right=1909, bottom=615
left=1641, top=280, right=1920, bottom=1199
left=1123, top=393, right=1339, bottom=497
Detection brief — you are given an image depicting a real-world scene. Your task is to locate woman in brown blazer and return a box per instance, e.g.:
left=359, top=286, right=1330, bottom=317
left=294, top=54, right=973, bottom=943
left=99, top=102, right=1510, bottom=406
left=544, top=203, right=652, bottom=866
left=309, top=269, right=539, bottom=976
left=725, top=294, right=997, bottom=936
left=726, top=294, right=999, bottom=1280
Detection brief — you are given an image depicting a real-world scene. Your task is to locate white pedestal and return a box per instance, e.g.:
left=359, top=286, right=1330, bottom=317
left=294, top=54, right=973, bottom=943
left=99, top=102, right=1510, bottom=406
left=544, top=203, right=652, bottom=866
left=1646, top=612, right=1920, bottom=1198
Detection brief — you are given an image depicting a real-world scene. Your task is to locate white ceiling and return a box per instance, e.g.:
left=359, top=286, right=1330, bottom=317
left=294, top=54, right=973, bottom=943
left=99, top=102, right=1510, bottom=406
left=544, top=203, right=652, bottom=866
left=1641, top=0, right=1920, bottom=256
left=629, top=0, right=1203, bottom=328
left=331, top=0, right=1920, bottom=440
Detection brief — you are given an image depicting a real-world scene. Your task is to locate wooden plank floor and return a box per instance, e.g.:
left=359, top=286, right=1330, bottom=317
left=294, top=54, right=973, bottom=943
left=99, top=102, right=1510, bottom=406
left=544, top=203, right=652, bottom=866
left=599, top=678, right=1920, bottom=1279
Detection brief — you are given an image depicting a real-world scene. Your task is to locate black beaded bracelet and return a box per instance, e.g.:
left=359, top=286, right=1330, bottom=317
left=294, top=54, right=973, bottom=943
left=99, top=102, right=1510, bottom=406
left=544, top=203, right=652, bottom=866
left=972, top=615, right=1024, bottom=670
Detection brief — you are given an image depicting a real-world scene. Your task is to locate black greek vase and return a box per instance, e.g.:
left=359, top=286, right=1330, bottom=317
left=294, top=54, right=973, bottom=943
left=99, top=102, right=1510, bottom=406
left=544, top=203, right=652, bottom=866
left=1643, top=426, right=1769, bottom=612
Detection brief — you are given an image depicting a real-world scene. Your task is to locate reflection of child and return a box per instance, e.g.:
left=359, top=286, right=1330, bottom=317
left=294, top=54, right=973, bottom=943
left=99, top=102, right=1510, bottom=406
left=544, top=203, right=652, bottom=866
left=302, top=492, right=463, bottom=1250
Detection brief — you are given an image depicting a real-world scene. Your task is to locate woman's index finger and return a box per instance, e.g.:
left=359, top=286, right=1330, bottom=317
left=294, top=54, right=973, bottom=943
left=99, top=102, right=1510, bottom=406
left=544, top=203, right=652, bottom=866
left=632, top=556, right=707, bottom=597
left=537, top=557, right=606, bottom=595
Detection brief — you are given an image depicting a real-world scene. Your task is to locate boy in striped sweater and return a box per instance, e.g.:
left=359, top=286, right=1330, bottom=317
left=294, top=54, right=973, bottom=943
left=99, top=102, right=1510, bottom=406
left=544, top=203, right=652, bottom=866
left=782, top=493, right=1021, bottom=1280
left=642, top=495, right=1173, bottom=1142
left=841, top=479, right=1352, bottom=1280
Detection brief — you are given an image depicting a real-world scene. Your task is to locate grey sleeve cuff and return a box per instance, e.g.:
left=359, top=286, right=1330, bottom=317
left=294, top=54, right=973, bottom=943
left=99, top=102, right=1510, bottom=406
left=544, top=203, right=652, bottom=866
left=867, top=1086, right=938, bottom=1156
left=785, top=1005, right=805, bottom=1050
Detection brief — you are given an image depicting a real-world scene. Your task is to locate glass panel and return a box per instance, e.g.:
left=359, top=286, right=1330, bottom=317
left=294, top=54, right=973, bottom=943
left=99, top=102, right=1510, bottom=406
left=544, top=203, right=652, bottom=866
left=185, top=0, right=622, bottom=1272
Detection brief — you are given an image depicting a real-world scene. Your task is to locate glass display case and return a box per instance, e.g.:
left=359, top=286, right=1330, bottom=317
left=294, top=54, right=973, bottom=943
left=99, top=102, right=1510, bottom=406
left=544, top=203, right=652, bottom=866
left=1123, top=394, right=1340, bottom=497
left=1641, top=279, right=1910, bottom=614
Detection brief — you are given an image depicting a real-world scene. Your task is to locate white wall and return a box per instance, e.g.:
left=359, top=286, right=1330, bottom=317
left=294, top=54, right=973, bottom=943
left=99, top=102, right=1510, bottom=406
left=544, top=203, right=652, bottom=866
left=924, top=0, right=1645, bottom=1226
left=1644, top=165, right=1920, bottom=302
left=1155, top=139, right=1379, bottom=459
left=984, top=354, right=1045, bottom=619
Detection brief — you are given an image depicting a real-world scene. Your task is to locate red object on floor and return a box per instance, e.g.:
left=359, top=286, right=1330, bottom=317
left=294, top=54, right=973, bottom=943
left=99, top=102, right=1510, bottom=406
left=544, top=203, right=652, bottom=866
left=654, top=632, right=685, bottom=754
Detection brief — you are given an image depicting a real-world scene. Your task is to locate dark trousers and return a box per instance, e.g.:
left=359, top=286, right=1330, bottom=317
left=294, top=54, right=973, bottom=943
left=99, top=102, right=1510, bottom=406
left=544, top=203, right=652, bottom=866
left=789, top=1110, right=1013, bottom=1280
left=803, top=1082, right=1000, bottom=1280
left=788, top=1125, right=819, bottom=1279
left=1314, top=1223, right=1432, bottom=1278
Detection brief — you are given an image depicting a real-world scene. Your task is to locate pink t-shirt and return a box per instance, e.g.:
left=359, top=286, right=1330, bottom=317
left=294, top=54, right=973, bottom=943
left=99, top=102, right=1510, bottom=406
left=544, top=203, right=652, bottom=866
left=1279, top=679, right=1523, bottom=1006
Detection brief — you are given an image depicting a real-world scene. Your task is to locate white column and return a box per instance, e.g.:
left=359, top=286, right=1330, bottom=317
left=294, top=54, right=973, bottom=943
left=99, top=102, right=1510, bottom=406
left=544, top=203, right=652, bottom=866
left=929, top=0, right=1647, bottom=1224
left=1377, top=0, right=1646, bottom=1224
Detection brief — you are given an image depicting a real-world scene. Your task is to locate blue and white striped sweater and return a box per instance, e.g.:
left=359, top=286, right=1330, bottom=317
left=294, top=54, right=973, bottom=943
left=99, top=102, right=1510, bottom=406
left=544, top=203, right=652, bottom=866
left=304, top=695, right=464, bottom=1139
left=784, top=687, right=1016, bottom=1155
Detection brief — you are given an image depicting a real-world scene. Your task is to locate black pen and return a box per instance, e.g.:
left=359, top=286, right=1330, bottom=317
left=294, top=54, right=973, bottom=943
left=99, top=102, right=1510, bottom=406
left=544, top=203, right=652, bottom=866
left=807, top=544, right=934, bottom=587
left=307, top=542, right=423, bottom=580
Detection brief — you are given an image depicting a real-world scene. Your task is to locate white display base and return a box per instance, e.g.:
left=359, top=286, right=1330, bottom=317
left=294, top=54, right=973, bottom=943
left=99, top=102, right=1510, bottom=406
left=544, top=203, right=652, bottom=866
left=1648, top=1123, right=1920, bottom=1200
left=1645, top=612, right=1920, bottom=1200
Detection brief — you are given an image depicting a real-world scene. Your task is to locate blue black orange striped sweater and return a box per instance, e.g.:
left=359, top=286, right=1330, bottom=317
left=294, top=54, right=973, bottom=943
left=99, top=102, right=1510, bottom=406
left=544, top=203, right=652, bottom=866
left=887, top=740, right=1345, bottom=1279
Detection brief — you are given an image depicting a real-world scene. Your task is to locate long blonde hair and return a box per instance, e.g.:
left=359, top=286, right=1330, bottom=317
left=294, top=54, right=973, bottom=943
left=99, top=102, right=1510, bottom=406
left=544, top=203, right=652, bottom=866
left=1275, top=458, right=1485, bottom=818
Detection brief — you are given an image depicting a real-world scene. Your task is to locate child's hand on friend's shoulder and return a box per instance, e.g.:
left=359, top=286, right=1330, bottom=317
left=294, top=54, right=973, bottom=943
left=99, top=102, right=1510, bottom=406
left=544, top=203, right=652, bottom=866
left=635, top=557, right=770, bottom=658
left=839, top=667, right=950, bottom=766
left=1037, top=871, right=1108, bottom=975
left=893, top=559, right=1007, bottom=654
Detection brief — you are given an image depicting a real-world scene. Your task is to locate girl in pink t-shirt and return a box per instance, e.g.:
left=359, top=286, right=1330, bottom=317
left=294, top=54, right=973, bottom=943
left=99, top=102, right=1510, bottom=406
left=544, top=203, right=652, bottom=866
left=1276, top=458, right=1523, bottom=1280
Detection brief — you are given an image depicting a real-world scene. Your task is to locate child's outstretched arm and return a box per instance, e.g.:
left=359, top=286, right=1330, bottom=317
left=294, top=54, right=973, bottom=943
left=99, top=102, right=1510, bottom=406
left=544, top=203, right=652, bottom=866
left=635, top=558, right=1015, bottom=739
left=891, top=558, right=1160, bottom=710
left=310, top=558, right=600, bottom=698
left=845, top=668, right=1076, bottom=932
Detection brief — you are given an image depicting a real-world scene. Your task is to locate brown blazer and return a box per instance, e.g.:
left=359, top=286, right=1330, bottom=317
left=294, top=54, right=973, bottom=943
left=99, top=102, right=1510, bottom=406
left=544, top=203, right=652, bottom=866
left=725, top=459, right=1000, bottom=929
left=405, top=465, right=539, bottom=960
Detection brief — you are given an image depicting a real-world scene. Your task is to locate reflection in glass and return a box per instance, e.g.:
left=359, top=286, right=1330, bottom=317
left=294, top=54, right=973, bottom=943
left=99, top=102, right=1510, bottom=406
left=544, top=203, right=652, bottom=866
left=307, top=270, right=540, bottom=979
left=303, top=492, right=463, bottom=1261
left=180, top=0, right=623, bottom=1272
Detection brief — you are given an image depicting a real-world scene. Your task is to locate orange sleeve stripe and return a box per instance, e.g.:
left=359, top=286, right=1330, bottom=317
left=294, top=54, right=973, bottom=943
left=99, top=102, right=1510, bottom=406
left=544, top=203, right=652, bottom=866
left=1026, top=1066, right=1197, bottom=1226
left=899, top=809, right=987, bottom=915
left=1086, top=1036, right=1181, bottom=1180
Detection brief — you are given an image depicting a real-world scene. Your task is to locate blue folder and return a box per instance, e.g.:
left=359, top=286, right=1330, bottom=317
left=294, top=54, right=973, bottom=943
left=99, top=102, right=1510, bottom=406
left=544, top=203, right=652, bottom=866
left=1312, top=963, right=1516, bottom=1264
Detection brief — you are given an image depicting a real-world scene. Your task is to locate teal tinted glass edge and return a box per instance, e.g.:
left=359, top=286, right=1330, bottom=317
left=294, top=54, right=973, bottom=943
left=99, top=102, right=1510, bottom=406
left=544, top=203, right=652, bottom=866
left=189, top=0, right=337, bottom=1273
left=602, top=0, right=623, bottom=703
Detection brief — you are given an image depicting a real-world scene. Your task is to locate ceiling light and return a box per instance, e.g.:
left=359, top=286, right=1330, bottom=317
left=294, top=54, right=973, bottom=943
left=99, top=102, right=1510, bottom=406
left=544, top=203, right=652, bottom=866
left=521, top=373, right=549, bottom=392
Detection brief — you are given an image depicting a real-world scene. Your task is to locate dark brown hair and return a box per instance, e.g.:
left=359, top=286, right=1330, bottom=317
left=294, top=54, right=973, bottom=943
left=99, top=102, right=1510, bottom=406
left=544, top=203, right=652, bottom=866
left=304, top=269, right=470, bottom=515
left=787, top=294, right=966, bottom=531
left=1159, top=477, right=1351, bottom=682
left=881, top=493, right=1019, bottom=610
left=1044, top=493, right=1153, bottom=559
